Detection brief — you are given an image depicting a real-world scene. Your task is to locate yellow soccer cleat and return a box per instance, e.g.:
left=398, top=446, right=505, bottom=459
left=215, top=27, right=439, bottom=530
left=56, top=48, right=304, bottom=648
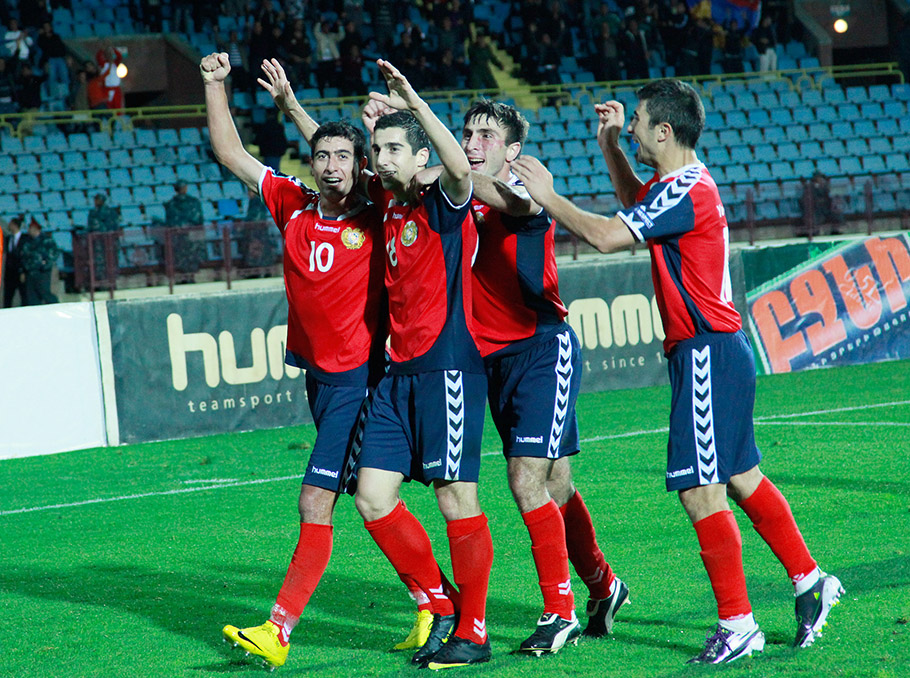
left=392, top=609, right=434, bottom=651
left=223, top=621, right=289, bottom=669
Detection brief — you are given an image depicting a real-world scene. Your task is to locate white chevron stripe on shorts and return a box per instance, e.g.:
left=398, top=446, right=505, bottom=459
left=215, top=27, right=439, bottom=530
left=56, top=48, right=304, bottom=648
left=340, top=388, right=371, bottom=493
left=444, top=370, right=465, bottom=480
left=548, top=331, right=573, bottom=459
left=691, top=345, right=719, bottom=485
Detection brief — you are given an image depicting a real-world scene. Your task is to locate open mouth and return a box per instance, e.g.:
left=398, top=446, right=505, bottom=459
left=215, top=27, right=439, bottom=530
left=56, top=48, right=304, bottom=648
left=468, top=158, right=485, bottom=169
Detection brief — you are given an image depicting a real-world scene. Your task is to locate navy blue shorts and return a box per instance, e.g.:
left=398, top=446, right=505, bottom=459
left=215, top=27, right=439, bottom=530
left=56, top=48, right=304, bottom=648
left=358, top=370, right=487, bottom=484
left=303, top=372, right=371, bottom=495
left=486, top=328, right=581, bottom=459
left=665, top=330, right=762, bottom=492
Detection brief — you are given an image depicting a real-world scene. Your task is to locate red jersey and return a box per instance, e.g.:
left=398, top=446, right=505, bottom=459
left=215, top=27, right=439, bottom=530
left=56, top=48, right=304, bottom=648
left=260, top=168, right=386, bottom=383
left=471, top=176, right=567, bottom=358
left=372, top=178, right=483, bottom=374
left=616, top=163, right=741, bottom=354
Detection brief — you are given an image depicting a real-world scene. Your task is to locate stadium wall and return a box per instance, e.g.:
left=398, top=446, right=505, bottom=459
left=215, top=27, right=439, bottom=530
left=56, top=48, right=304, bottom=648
left=2, top=235, right=907, bottom=459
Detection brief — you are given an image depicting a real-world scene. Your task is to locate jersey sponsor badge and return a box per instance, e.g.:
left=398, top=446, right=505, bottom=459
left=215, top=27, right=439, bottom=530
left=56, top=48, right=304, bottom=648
left=341, top=226, right=365, bottom=249
left=401, top=220, right=418, bottom=247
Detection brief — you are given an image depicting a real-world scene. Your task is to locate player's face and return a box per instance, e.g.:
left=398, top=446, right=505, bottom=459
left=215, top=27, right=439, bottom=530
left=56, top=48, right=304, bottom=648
left=311, top=136, right=358, bottom=199
left=628, top=102, right=658, bottom=168
left=371, top=127, right=425, bottom=194
left=461, top=115, right=519, bottom=179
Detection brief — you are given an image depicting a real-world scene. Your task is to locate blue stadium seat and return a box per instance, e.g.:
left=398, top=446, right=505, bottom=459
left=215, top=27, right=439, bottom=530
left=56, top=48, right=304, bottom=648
left=552, top=176, right=570, bottom=195
left=776, top=142, right=799, bottom=161
left=23, top=136, right=46, bottom=153
left=133, top=186, right=156, bottom=205
left=756, top=201, right=781, bottom=221
left=845, top=86, right=868, bottom=103
left=753, top=142, right=775, bottom=160
left=42, top=172, right=65, bottom=191
left=891, top=83, right=910, bottom=100
left=109, top=168, right=132, bottom=187
left=159, top=128, right=180, bottom=146
left=793, top=159, right=815, bottom=178
left=110, top=187, right=133, bottom=206
left=44, top=133, right=69, bottom=153
left=155, top=147, right=177, bottom=164
left=89, top=131, right=112, bottom=149
left=792, top=106, right=814, bottom=124
left=568, top=156, right=593, bottom=176
left=741, top=128, right=763, bottom=146
left=85, top=149, right=108, bottom=167
left=862, top=155, right=887, bottom=174
left=41, top=191, right=65, bottom=211
left=179, top=128, right=203, bottom=145
left=39, top=153, right=63, bottom=172
left=868, top=84, right=891, bottom=101
left=565, top=121, right=588, bottom=140
left=719, top=129, right=741, bottom=146
left=778, top=90, right=801, bottom=108
left=762, top=127, right=786, bottom=145
left=829, top=121, right=854, bottom=139
left=120, top=206, right=145, bottom=227
left=154, top=185, right=174, bottom=203
left=223, top=180, right=246, bottom=199
left=201, top=181, right=222, bottom=200
left=769, top=108, right=793, bottom=126
left=806, top=122, right=831, bottom=141
left=707, top=146, right=731, bottom=165
left=131, top=167, right=155, bottom=185
left=854, top=120, right=877, bottom=137
left=883, top=101, right=906, bottom=119
left=725, top=165, right=748, bottom=184
left=800, top=89, right=823, bottom=106
left=711, top=93, right=735, bottom=111
left=63, top=170, right=87, bottom=190
left=64, top=189, right=89, bottom=209
left=770, top=161, right=795, bottom=181
left=62, top=150, right=87, bottom=170
left=0, top=174, right=17, bottom=193
left=112, top=129, right=137, bottom=148
left=785, top=125, right=809, bottom=143
left=199, top=163, right=223, bottom=181
left=146, top=204, right=166, bottom=223
left=814, top=105, right=838, bottom=123
left=135, top=128, right=158, bottom=147
left=85, top=169, right=108, bottom=189
left=885, top=153, right=910, bottom=172
left=725, top=110, right=748, bottom=128
left=68, top=132, right=91, bottom=151
left=132, top=148, right=156, bottom=166
left=800, top=141, right=824, bottom=159
left=562, top=139, right=585, bottom=157
left=859, top=102, right=883, bottom=119
left=846, top=139, right=869, bottom=156
left=756, top=181, right=782, bottom=200
left=837, top=103, right=861, bottom=121
left=838, top=157, right=862, bottom=175
left=152, top=166, right=178, bottom=185
left=567, top=176, right=591, bottom=195
left=816, top=158, right=840, bottom=176
left=823, top=140, right=846, bottom=157
left=748, top=163, right=773, bottom=182
left=756, top=92, right=779, bottom=109
left=894, top=135, right=910, bottom=153
left=17, top=154, right=40, bottom=173
left=217, top=198, right=241, bottom=218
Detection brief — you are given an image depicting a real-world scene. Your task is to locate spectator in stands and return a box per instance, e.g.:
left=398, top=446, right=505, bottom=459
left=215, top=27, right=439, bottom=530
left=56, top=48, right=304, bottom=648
left=238, top=186, right=276, bottom=271
left=590, top=21, right=622, bottom=83
left=659, top=1, right=689, bottom=66
left=338, top=42, right=365, bottom=96
left=620, top=17, right=650, bottom=80
left=4, top=18, right=32, bottom=72
left=535, top=30, right=562, bottom=88
left=752, top=13, right=778, bottom=73
left=255, top=0, right=282, bottom=35
left=141, top=0, right=163, bottom=33
left=81, top=193, right=121, bottom=284
left=15, top=62, right=44, bottom=110
left=313, top=18, right=344, bottom=95
left=371, top=0, right=397, bottom=52
left=802, top=172, right=844, bottom=236
left=397, top=29, right=422, bottom=76
left=899, top=13, right=910, bottom=82
left=218, top=30, right=248, bottom=91
left=19, top=0, right=51, bottom=29
left=722, top=19, right=745, bottom=74
left=432, top=15, right=465, bottom=63
left=467, top=32, right=502, bottom=91
left=20, top=218, right=59, bottom=305
left=249, top=21, right=273, bottom=91
left=37, top=22, right=67, bottom=97
left=338, top=18, right=364, bottom=64
left=542, top=0, right=571, bottom=54
left=96, top=43, right=124, bottom=109
left=3, top=216, right=26, bottom=307
left=435, top=47, right=467, bottom=90
left=164, top=181, right=206, bottom=274
left=0, top=57, right=17, bottom=114
left=254, top=108, right=289, bottom=170
left=399, top=16, right=426, bottom=48
left=281, top=19, right=313, bottom=89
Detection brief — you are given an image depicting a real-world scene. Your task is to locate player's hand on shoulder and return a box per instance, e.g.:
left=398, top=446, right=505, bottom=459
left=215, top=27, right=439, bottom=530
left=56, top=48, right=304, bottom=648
left=257, top=58, right=298, bottom=114
left=511, top=156, right=556, bottom=200
left=595, top=101, right=625, bottom=148
left=200, top=52, right=231, bottom=82
left=371, top=59, right=424, bottom=112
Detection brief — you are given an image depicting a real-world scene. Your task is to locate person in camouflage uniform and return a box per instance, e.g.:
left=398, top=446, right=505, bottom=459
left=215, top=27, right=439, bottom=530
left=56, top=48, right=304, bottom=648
left=164, top=180, right=206, bottom=273
left=20, top=220, right=59, bottom=305
left=79, top=192, right=121, bottom=283
left=238, top=186, right=277, bottom=270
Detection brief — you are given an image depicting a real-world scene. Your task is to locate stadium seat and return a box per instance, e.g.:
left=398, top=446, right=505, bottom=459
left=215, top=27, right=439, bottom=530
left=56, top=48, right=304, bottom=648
left=883, top=101, right=906, bottom=120
left=816, top=158, right=840, bottom=176
left=135, top=128, right=158, bottom=147
left=109, top=168, right=132, bottom=187
left=0, top=174, right=18, bottom=193
left=838, top=157, right=862, bottom=175
left=785, top=125, right=809, bottom=142
left=567, top=176, right=592, bottom=195
left=562, top=139, right=585, bottom=157
left=62, top=150, right=87, bottom=170
left=217, top=198, right=241, bottom=218
left=830, top=121, right=854, bottom=139
left=132, top=148, right=156, bottom=166
left=110, top=186, right=133, bottom=206
left=769, top=108, right=793, bottom=126
left=746, top=109, right=771, bottom=127
left=742, top=129, right=763, bottom=146
left=763, top=126, right=786, bottom=145
left=814, top=105, right=838, bottom=123
left=822, top=140, right=846, bottom=157
left=770, top=161, right=796, bottom=181
left=854, top=120, right=877, bottom=138
left=132, top=167, right=155, bottom=185
left=223, top=180, right=245, bottom=199
left=708, top=146, right=731, bottom=165
left=113, top=129, right=137, bottom=148
left=730, top=145, right=753, bottom=164
left=862, top=156, right=887, bottom=174
left=44, top=133, right=69, bottom=153
left=793, top=159, right=815, bottom=178
left=725, top=110, right=748, bottom=128
left=89, top=131, right=112, bottom=149
left=885, top=153, right=910, bottom=172
left=179, top=128, right=203, bottom=145
left=845, top=86, right=868, bottom=103
left=894, top=136, right=910, bottom=153
left=778, top=90, right=801, bottom=108
left=176, top=164, right=201, bottom=184
left=776, top=142, right=800, bottom=161
left=199, top=163, right=223, bottom=181
left=837, top=103, right=861, bottom=121
left=792, top=106, right=814, bottom=124
left=64, top=189, right=89, bottom=209
left=133, top=185, right=156, bottom=205
left=799, top=141, right=823, bottom=159
left=23, top=136, right=46, bottom=153
left=868, top=84, right=891, bottom=101
left=85, top=169, right=108, bottom=189
left=756, top=92, right=779, bottom=109
left=846, top=139, right=869, bottom=156
left=719, top=129, right=741, bottom=146
left=748, top=163, right=773, bottom=182
left=41, top=191, right=65, bottom=211
left=725, top=165, right=748, bottom=184
left=891, top=83, right=910, bottom=100
left=68, top=132, right=91, bottom=150
left=159, top=128, right=180, bottom=146
left=800, top=89, right=823, bottom=106
left=19, top=174, right=40, bottom=192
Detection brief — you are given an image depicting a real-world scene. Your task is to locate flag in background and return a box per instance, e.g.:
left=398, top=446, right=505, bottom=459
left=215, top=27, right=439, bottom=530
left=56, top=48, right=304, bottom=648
left=687, top=0, right=762, bottom=31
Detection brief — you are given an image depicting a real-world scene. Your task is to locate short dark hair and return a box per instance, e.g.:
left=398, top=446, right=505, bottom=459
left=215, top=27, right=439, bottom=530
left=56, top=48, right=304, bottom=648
left=635, top=79, right=705, bottom=149
left=310, top=120, right=367, bottom=160
left=373, top=111, right=430, bottom=154
left=463, top=98, right=530, bottom=146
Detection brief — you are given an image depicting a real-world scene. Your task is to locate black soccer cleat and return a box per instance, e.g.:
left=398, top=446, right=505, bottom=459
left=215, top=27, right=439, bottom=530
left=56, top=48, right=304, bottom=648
left=794, top=573, right=844, bottom=648
left=411, top=613, right=456, bottom=667
left=583, top=576, right=630, bottom=637
left=426, top=635, right=492, bottom=670
left=518, top=612, right=581, bottom=656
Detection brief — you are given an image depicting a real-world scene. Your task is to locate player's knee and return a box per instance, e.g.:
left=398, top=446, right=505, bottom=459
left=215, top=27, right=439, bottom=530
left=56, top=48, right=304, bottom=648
left=434, top=481, right=481, bottom=520
left=298, top=485, right=336, bottom=524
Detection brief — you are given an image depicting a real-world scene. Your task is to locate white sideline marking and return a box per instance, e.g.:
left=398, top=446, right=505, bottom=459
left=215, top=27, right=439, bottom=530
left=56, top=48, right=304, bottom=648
left=3, top=400, right=907, bottom=518
left=0, top=474, right=306, bottom=516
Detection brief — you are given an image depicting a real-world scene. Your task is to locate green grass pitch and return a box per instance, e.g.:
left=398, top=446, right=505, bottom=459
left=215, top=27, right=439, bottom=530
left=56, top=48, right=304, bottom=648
left=1, top=360, right=908, bottom=678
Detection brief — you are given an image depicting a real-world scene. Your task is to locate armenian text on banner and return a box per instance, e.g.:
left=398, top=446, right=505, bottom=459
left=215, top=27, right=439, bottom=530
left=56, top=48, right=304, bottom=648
left=747, top=235, right=910, bottom=374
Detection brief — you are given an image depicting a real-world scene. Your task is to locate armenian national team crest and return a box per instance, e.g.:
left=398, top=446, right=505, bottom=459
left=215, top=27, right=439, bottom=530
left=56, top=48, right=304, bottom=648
left=341, top=226, right=365, bottom=250
left=401, top=221, right=418, bottom=246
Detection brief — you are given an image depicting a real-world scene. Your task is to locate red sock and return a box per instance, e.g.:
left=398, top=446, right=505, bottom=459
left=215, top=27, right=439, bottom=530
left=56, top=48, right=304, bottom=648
left=448, top=513, right=493, bottom=643
left=523, top=500, right=574, bottom=619
left=693, top=510, right=751, bottom=620
left=401, top=574, right=432, bottom=612
left=738, top=477, right=817, bottom=584
left=364, top=501, right=455, bottom=616
left=273, top=523, right=333, bottom=629
left=560, top=490, right=614, bottom=599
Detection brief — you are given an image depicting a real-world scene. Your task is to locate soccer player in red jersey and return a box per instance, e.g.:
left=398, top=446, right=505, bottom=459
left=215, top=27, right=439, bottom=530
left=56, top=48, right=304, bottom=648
left=456, top=100, right=629, bottom=652
left=512, top=79, right=842, bottom=665
left=353, top=60, right=495, bottom=670
left=201, top=52, right=387, bottom=670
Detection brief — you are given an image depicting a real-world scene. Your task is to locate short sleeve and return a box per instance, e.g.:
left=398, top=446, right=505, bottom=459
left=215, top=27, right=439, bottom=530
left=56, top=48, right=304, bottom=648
left=259, top=167, right=318, bottom=231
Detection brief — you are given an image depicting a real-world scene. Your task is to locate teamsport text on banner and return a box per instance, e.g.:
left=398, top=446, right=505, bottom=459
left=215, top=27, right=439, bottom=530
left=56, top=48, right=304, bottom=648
left=107, top=289, right=311, bottom=444
left=747, top=234, right=910, bottom=374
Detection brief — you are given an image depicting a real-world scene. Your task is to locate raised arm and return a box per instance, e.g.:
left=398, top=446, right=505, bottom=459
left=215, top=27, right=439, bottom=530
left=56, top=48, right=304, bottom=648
left=595, top=101, right=644, bottom=209
left=511, top=156, right=636, bottom=254
left=258, top=58, right=319, bottom=145
left=201, top=52, right=264, bottom=191
left=371, top=59, right=471, bottom=204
